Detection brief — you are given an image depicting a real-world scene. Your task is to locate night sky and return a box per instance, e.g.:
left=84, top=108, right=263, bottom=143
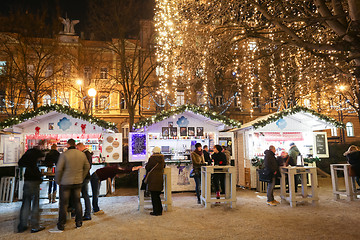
left=0, top=0, right=154, bottom=34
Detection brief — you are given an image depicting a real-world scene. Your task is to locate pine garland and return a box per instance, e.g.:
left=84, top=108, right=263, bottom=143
left=252, top=106, right=345, bottom=129
left=134, top=104, right=242, bottom=129
left=0, top=104, right=117, bottom=131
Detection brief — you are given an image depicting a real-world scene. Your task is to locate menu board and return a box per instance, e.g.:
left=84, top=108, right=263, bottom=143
left=3, top=136, right=21, bottom=164
left=313, top=132, right=329, bottom=158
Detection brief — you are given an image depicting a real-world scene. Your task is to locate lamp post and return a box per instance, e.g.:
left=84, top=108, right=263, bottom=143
left=88, top=88, right=97, bottom=115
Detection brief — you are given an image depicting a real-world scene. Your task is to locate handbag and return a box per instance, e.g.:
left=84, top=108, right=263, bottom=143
left=140, top=163, right=159, bottom=190
left=258, top=168, right=273, bottom=183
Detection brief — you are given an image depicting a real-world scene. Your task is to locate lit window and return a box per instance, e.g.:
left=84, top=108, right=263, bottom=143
left=0, top=61, right=6, bottom=75
left=156, top=66, right=164, bottom=76
left=0, top=90, right=5, bottom=108
left=331, top=127, right=338, bottom=137
left=27, top=64, right=34, bottom=77
left=346, top=122, right=354, bottom=137
left=63, top=63, right=71, bottom=78
left=304, top=99, right=311, bottom=108
left=248, top=41, right=257, bottom=51
left=252, top=92, right=259, bottom=107
left=122, top=123, right=129, bottom=139
left=99, top=95, right=108, bottom=109
left=42, top=95, right=51, bottom=106
left=215, top=96, right=223, bottom=106
left=197, top=91, right=205, bottom=105
left=60, top=92, right=70, bottom=106
left=100, top=68, right=108, bottom=79
left=25, top=96, right=33, bottom=109
left=176, top=91, right=184, bottom=106
left=84, top=66, right=91, bottom=82
left=44, top=66, right=53, bottom=78
left=120, top=93, right=127, bottom=109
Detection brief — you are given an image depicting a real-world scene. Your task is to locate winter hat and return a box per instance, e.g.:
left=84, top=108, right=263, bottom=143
left=152, top=146, right=161, bottom=153
left=289, top=142, right=295, bottom=147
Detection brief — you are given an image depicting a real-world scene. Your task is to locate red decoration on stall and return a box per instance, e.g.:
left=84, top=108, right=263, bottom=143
left=81, top=124, right=86, bottom=134
left=35, top=126, right=40, bottom=135
left=93, top=126, right=96, bottom=130
left=75, top=122, right=78, bottom=126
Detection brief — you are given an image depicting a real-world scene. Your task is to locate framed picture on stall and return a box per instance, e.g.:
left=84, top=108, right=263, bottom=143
left=48, top=123, right=54, bottom=130
left=188, top=127, right=195, bottom=136
left=162, top=127, right=169, bottom=137
left=168, top=122, right=173, bottom=127
left=170, top=127, right=177, bottom=137
left=180, top=127, right=187, bottom=136
left=196, top=127, right=204, bottom=136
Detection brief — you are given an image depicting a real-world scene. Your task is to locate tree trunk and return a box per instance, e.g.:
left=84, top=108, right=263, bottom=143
left=128, top=106, right=136, bottom=132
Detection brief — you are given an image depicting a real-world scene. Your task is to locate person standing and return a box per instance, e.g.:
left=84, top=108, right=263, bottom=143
left=44, top=144, right=60, bottom=203
left=90, top=164, right=141, bottom=215
left=222, top=146, right=231, bottom=165
left=343, top=145, right=360, bottom=188
left=288, top=143, right=301, bottom=192
left=53, top=139, right=90, bottom=232
left=203, top=145, right=211, bottom=165
left=212, top=145, right=227, bottom=198
left=17, top=145, right=45, bottom=233
left=76, top=143, right=93, bottom=221
left=191, top=143, right=205, bottom=204
left=264, top=145, right=279, bottom=206
left=145, top=147, right=165, bottom=216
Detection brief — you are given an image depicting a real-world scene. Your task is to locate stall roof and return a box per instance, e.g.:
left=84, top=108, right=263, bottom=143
left=230, top=106, right=344, bottom=132
left=134, top=104, right=242, bottom=130
left=0, top=104, right=117, bottom=132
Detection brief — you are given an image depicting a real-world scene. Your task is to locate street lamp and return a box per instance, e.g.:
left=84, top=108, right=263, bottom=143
left=88, top=88, right=97, bottom=115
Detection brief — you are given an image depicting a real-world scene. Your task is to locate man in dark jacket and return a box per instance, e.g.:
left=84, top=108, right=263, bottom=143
left=212, top=145, right=227, bottom=197
left=90, top=164, right=141, bottom=215
left=203, top=145, right=211, bottom=165
left=17, top=146, right=45, bottom=233
left=264, top=145, right=279, bottom=206
left=76, top=143, right=93, bottom=221
left=44, top=144, right=60, bottom=203
left=53, top=139, right=90, bottom=232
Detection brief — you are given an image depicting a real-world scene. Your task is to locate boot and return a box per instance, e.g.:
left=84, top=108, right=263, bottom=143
left=52, top=191, right=57, bottom=203
left=48, top=193, right=52, bottom=203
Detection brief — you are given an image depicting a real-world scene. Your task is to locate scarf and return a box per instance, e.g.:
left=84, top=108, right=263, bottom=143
left=194, top=149, right=203, bottom=156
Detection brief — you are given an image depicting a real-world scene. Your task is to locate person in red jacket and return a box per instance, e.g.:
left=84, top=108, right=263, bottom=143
left=90, top=164, right=141, bottom=215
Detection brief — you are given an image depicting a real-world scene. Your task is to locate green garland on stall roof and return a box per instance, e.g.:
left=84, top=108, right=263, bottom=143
left=133, top=104, right=242, bottom=129
left=252, top=105, right=345, bottom=129
left=0, top=103, right=118, bottom=131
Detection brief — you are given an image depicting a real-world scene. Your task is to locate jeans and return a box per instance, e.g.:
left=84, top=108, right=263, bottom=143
left=194, top=175, right=201, bottom=201
left=18, top=181, right=41, bottom=230
left=355, top=176, right=360, bottom=188
left=48, top=177, right=57, bottom=194
left=214, top=173, right=225, bottom=193
left=267, top=177, right=276, bottom=202
left=58, top=184, right=82, bottom=229
left=81, top=178, right=91, bottom=217
left=90, top=173, right=101, bottom=212
left=150, top=191, right=162, bottom=214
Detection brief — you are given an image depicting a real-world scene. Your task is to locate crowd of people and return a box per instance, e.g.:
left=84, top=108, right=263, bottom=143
left=263, top=143, right=360, bottom=207
left=190, top=143, right=231, bottom=204
left=16, top=138, right=360, bottom=232
left=17, top=139, right=140, bottom=233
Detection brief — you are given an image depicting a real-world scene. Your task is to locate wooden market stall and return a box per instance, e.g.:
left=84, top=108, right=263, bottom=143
left=231, top=106, right=344, bottom=189
left=130, top=105, right=241, bottom=192
left=0, top=104, right=121, bottom=200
